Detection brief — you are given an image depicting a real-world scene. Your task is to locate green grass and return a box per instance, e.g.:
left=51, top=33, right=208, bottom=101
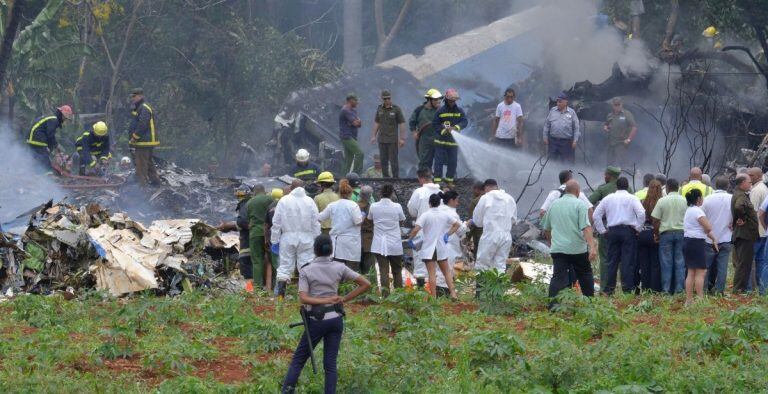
left=1, top=285, right=768, bottom=393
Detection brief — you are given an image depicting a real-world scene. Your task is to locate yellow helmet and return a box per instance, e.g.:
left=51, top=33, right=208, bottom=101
left=424, top=88, right=443, bottom=99
left=93, top=121, right=108, bottom=137
left=317, top=171, right=335, bottom=184
left=702, top=26, right=719, bottom=38
left=271, top=188, right=284, bottom=200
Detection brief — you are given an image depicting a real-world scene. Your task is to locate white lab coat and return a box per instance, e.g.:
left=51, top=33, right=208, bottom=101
left=271, top=187, right=321, bottom=281
left=436, top=205, right=467, bottom=287
left=407, top=183, right=442, bottom=277
left=369, top=198, right=406, bottom=256
left=473, top=189, right=517, bottom=272
left=318, top=199, right=363, bottom=262
left=415, top=206, right=459, bottom=261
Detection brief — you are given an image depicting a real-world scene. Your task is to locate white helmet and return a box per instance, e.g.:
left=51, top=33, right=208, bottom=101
left=295, top=148, right=310, bottom=162
left=120, top=156, right=132, bottom=165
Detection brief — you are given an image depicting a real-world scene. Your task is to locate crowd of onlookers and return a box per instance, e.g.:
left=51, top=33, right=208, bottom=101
left=543, top=165, right=768, bottom=306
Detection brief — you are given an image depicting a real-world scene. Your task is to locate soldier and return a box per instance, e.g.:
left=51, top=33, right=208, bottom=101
left=603, top=97, right=637, bottom=167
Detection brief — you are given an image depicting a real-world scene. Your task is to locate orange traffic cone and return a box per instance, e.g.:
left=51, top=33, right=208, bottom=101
left=245, top=280, right=254, bottom=293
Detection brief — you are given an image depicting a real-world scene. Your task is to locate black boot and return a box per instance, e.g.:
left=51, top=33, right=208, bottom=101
left=275, top=280, right=287, bottom=300
left=416, top=278, right=425, bottom=289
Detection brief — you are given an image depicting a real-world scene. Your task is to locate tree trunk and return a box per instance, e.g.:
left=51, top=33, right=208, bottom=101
left=0, top=0, right=26, bottom=99
left=373, top=0, right=412, bottom=64
left=342, top=0, right=363, bottom=73
left=661, top=0, right=679, bottom=49
left=104, top=0, right=144, bottom=128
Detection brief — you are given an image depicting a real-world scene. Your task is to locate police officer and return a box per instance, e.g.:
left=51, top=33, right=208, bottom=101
left=281, top=234, right=371, bottom=394
left=543, top=92, right=580, bottom=164
left=603, top=97, right=637, bottom=167
left=75, top=121, right=111, bottom=176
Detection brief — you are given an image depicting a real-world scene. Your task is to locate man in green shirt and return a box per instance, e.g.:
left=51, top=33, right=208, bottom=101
left=370, top=90, right=406, bottom=178
left=650, top=178, right=687, bottom=293
left=314, top=171, right=339, bottom=235
left=589, top=166, right=625, bottom=285
left=246, top=184, right=275, bottom=288
left=541, top=180, right=597, bottom=305
left=603, top=97, right=637, bottom=167
left=409, top=89, right=442, bottom=171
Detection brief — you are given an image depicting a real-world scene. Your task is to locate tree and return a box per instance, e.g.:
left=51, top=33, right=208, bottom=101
left=342, top=0, right=362, bottom=72
left=373, top=0, right=412, bottom=64
left=0, top=0, right=26, bottom=93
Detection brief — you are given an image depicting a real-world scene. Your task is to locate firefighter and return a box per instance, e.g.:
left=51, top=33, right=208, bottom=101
left=26, top=105, right=74, bottom=170
left=409, top=89, right=442, bottom=171
left=128, top=88, right=162, bottom=186
left=291, top=148, right=320, bottom=182
left=216, top=185, right=255, bottom=292
left=75, top=121, right=112, bottom=176
left=431, top=88, right=467, bottom=184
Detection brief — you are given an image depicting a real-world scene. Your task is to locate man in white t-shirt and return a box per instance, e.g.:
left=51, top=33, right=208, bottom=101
left=490, top=87, right=524, bottom=147
left=540, top=170, right=593, bottom=218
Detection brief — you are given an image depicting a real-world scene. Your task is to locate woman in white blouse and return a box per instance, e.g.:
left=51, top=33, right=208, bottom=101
left=682, top=188, right=718, bottom=306
left=318, top=180, right=364, bottom=271
left=407, top=193, right=460, bottom=299
left=368, top=184, right=406, bottom=296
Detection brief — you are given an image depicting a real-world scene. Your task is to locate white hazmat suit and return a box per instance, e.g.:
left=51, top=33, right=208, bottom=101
left=472, top=189, right=517, bottom=272
left=271, top=187, right=321, bottom=281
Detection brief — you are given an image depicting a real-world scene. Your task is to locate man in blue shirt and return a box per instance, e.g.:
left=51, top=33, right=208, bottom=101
left=339, top=94, right=363, bottom=174
left=543, top=92, right=580, bottom=164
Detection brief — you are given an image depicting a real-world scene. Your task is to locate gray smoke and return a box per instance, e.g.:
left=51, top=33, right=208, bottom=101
left=0, top=124, right=66, bottom=228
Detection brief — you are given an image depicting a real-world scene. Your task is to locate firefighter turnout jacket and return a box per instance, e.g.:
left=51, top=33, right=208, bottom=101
left=75, top=129, right=111, bottom=167
left=431, top=103, right=468, bottom=147
left=27, top=113, right=63, bottom=150
left=129, top=99, right=159, bottom=147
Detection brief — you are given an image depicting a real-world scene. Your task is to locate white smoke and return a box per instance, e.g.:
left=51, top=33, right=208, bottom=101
left=0, top=124, right=66, bottom=228
left=522, top=0, right=655, bottom=87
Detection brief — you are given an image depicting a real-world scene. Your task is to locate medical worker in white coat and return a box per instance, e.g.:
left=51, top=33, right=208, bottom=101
left=272, top=180, right=321, bottom=298
left=435, top=190, right=467, bottom=296
left=472, top=179, right=518, bottom=273
left=317, top=179, right=364, bottom=271
left=408, top=192, right=461, bottom=299
left=406, top=168, right=442, bottom=288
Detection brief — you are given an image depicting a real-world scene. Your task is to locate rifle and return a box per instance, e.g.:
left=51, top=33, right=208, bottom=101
left=288, top=306, right=317, bottom=374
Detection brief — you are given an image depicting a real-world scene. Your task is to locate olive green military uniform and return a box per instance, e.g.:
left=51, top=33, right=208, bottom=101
left=375, top=104, right=405, bottom=178
left=409, top=104, right=438, bottom=171
left=246, top=193, right=274, bottom=287
left=605, top=109, right=636, bottom=167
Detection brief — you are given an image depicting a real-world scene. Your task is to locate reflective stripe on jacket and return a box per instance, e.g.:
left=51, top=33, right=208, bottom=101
left=27, top=115, right=59, bottom=148
left=129, top=100, right=159, bottom=147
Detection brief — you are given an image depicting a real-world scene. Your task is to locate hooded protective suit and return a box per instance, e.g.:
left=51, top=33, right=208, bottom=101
left=472, top=189, right=518, bottom=272
left=407, top=182, right=442, bottom=278
left=318, top=199, right=364, bottom=262
left=271, top=187, right=321, bottom=281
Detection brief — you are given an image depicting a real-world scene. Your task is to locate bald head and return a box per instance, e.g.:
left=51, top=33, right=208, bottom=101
left=291, top=179, right=305, bottom=190
left=564, top=179, right=580, bottom=196
left=689, top=167, right=702, bottom=181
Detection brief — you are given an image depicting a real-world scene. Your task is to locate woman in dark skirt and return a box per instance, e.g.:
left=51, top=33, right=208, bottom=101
left=682, top=189, right=718, bottom=306
left=636, top=180, right=663, bottom=292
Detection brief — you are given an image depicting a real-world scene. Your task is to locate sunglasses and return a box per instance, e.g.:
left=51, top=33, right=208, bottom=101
left=383, top=97, right=391, bottom=100
left=504, top=95, right=515, bottom=98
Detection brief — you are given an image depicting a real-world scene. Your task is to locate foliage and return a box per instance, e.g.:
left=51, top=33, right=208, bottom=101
left=2, top=290, right=768, bottom=392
